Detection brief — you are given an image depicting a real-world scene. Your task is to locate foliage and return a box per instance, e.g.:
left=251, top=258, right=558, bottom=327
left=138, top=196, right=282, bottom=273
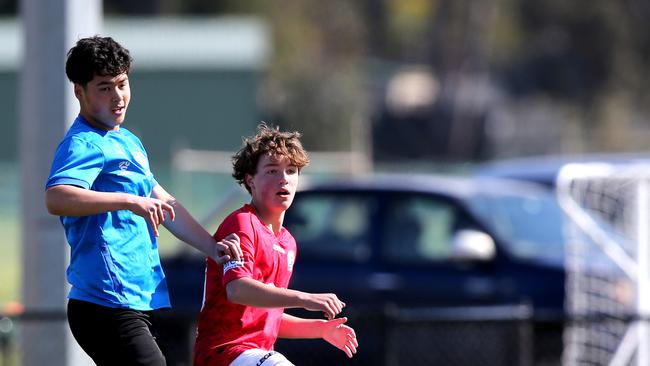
left=7, top=0, right=650, bottom=155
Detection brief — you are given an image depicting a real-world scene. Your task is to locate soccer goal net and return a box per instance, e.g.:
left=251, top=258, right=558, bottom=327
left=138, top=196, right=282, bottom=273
left=557, top=162, right=650, bottom=366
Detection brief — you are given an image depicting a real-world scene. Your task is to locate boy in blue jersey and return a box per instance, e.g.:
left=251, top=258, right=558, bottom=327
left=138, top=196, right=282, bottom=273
left=45, top=36, right=242, bottom=366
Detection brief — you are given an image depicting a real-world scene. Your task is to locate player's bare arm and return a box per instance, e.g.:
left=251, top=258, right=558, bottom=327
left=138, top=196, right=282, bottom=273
left=152, top=184, right=242, bottom=263
left=278, top=314, right=358, bottom=358
left=226, top=277, right=345, bottom=319
left=45, top=184, right=174, bottom=236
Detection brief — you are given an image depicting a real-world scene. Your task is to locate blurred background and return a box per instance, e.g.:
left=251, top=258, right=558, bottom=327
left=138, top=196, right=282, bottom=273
left=2, top=0, right=650, bottom=365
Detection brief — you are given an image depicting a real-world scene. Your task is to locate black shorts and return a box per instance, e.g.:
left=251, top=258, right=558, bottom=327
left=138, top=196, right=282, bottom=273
left=67, top=299, right=167, bottom=366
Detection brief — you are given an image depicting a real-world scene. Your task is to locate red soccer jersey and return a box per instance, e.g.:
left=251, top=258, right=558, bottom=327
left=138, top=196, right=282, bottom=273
left=193, top=204, right=297, bottom=366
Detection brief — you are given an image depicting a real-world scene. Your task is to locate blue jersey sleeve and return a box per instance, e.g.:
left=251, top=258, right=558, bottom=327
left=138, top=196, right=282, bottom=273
left=46, top=136, right=104, bottom=189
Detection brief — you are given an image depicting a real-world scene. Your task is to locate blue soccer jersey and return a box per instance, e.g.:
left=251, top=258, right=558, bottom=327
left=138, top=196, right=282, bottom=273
left=46, top=115, right=170, bottom=310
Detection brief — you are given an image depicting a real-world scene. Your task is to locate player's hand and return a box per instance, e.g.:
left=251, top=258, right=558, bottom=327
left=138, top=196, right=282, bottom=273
left=212, top=233, right=242, bottom=264
left=302, top=293, right=346, bottom=320
left=129, top=196, right=175, bottom=237
left=322, top=317, right=358, bottom=358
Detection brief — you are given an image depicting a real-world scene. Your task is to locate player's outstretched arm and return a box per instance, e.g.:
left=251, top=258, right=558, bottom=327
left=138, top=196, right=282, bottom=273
left=45, top=184, right=174, bottom=236
left=226, top=277, right=345, bottom=319
left=278, top=314, right=358, bottom=358
left=151, top=185, right=242, bottom=263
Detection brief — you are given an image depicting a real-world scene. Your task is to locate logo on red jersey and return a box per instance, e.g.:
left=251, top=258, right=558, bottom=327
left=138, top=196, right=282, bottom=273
left=223, top=258, right=245, bottom=274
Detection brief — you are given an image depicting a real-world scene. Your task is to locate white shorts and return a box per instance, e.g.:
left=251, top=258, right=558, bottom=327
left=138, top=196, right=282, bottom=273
left=229, top=349, right=295, bottom=366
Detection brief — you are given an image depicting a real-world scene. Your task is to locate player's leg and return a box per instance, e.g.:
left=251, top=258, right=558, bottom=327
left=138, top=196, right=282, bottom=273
left=113, top=308, right=166, bottom=366
left=67, top=299, right=121, bottom=364
left=67, top=299, right=166, bottom=366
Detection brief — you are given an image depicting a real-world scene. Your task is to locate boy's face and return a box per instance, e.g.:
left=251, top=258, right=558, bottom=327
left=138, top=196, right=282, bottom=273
left=246, top=154, right=299, bottom=215
left=75, top=73, right=130, bottom=131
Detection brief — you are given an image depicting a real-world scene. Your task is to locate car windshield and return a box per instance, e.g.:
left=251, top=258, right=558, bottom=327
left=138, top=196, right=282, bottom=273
left=467, top=188, right=567, bottom=263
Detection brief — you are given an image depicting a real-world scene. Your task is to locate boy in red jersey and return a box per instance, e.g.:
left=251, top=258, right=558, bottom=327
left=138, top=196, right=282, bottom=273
left=194, top=124, right=358, bottom=366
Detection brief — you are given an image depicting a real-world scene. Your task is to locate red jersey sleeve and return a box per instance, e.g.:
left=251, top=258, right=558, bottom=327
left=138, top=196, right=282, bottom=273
left=215, top=211, right=257, bottom=285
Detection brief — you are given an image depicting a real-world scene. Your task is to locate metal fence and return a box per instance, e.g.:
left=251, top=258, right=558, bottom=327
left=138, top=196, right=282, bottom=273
left=274, top=304, right=558, bottom=366
left=1, top=309, right=70, bottom=366
left=1, top=304, right=562, bottom=366
left=0, top=316, right=14, bottom=366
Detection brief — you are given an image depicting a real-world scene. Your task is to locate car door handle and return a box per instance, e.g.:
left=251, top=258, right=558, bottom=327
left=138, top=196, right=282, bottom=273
left=368, top=272, right=401, bottom=291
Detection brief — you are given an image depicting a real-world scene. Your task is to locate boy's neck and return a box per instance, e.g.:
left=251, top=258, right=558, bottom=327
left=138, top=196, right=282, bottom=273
left=79, top=113, right=120, bottom=131
left=250, top=202, right=284, bottom=235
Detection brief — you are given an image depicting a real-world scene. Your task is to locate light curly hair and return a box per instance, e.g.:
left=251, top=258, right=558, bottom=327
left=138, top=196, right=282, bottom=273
left=232, top=123, right=309, bottom=194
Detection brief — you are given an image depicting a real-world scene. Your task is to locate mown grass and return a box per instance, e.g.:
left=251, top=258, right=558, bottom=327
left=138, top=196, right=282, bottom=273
left=0, top=161, right=19, bottom=306
left=0, top=213, right=19, bottom=304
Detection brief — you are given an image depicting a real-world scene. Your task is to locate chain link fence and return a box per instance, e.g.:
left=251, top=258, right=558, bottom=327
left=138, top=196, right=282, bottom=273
left=275, top=304, right=561, bottom=366
left=1, top=304, right=563, bottom=366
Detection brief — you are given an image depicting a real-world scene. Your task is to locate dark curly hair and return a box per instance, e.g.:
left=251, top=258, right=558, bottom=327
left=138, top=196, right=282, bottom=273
left=65, top=36, right=132, bottom=85
left=232, top=123, right=309, bottom=194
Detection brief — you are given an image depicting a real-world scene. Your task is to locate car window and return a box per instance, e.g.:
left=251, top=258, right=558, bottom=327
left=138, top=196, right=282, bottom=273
left=468, top=190, right=565, bottom=262
left=382, top=194, right=473, bottom=263
left=284, top=192, right=374, bottom=262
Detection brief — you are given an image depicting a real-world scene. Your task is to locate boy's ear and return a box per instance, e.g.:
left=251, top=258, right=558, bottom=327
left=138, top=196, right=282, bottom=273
left=73, top=83, right=83, bottom=99
left=245, top=174, right=254, bottom=191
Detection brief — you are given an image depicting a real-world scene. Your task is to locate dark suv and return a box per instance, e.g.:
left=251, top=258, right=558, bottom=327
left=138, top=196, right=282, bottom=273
left=160, top=173, right=567, bottom=365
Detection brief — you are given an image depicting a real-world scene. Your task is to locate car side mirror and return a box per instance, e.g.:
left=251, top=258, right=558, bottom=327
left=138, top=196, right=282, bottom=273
left=450, top=229, right=496, bottom=261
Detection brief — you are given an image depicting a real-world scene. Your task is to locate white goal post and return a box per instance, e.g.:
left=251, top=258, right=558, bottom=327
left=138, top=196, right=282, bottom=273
left=557, top=162, right=650, bottom=366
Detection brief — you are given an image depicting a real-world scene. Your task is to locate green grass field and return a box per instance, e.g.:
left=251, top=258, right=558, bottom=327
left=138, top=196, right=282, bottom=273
left=0, top=213, right=19, bottom=304
left=0, top=162, right=19, bottom=306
